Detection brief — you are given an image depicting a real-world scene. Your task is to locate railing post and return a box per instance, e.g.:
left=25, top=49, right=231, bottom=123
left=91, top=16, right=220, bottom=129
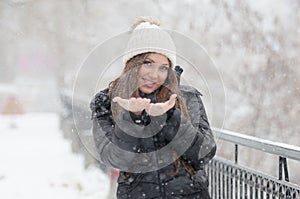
left=234, top=144, right=239, bottom=199
left=235, top=144, right=238, bottom=164
left=279, top=156, right=291, bottom=198
left=279, top=156, right=289, bottom=182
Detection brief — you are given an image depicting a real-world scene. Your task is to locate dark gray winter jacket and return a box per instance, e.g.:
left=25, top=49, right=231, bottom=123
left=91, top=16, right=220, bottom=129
left=90, top=85, right=216, bottom=199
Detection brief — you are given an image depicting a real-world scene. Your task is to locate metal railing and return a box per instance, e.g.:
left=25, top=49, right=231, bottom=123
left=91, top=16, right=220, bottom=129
left=208, top=128, right=300, bottom=199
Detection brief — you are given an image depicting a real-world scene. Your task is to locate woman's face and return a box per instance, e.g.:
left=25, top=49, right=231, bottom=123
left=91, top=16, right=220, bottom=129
left=137, top=53, right=170, bottom=94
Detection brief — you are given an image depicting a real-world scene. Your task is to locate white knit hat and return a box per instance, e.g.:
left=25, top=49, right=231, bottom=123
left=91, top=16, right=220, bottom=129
left=123, top=21, right=176, bottom=66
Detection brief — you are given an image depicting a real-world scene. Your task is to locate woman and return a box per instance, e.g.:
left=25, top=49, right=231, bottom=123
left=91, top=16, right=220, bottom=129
left=90, top=16, right=216, bottom=199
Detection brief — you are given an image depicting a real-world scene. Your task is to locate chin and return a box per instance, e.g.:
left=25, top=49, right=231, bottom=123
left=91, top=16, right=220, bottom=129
left=139, top=86, right=156, bottom=94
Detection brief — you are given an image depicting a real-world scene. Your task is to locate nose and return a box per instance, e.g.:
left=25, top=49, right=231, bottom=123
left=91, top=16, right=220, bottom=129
left=147, top=67, right=159, bottom=80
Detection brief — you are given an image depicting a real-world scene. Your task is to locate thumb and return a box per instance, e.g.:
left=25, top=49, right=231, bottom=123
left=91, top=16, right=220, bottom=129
left=145, top=103, right=152, bottom=111
left=168, top=94, right=177, bottom=105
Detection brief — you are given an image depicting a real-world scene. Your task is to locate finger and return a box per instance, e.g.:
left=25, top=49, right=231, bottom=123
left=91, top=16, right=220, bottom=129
left=136, top=97, right=150, bottom=102
left=112, top=97, right=121, bottom=103
left=136, top=98, right=151, bottom=107
left=135, top=98, right=143, bottom=103
left=145, top=103, right=152, bottom=112
left=168, top=94, right=177, bottom=106
left=142, top=98, right=151, bottom=105
left=113, top=97, right=129, bottom=108
left=113, top=97, right=128, bottom=104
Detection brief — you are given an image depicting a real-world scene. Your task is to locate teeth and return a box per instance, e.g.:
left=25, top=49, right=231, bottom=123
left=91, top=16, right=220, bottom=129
left=143, top=78, right=155, bottom=84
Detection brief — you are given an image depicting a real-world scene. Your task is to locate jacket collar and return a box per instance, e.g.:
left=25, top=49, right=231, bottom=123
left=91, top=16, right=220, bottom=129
left=138, top=88, right=160, bottom=103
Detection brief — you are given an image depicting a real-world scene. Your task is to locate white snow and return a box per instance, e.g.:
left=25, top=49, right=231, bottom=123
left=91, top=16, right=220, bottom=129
left=0, top=84, right=18, bottom=95
left=0, top=113, right=110, bottom=199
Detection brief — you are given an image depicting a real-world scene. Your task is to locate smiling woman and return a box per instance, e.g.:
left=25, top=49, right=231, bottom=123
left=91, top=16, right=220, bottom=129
left=137, top=54, right=170, bottom=94
left=90, top=16, right=216, bottom=199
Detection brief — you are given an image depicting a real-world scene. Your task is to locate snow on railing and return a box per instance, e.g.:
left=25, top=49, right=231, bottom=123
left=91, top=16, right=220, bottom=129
left=212, top=127, right=300, bottom=162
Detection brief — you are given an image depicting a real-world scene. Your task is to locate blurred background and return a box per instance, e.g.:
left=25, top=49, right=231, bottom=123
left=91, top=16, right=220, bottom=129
left=0, top=0, right=299, bottom=198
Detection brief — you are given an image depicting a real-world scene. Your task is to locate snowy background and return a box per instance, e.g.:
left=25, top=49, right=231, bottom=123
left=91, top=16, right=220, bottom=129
left=1, top=0, right=300, bottom=198
left=0, top=113, right=110, bottom=198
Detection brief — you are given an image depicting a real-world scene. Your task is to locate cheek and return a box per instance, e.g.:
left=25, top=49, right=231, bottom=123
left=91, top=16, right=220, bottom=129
left=158, top=72, right=168, bottom=83
left=137, top=69, right=144, bottom=85
left=137, top=67, right=146, bottom=77
left=137, top=68, right=141, bottom=76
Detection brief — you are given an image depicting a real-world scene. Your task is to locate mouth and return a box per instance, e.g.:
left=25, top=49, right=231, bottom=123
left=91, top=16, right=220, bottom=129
left=141, top=78, right=156, bottom=87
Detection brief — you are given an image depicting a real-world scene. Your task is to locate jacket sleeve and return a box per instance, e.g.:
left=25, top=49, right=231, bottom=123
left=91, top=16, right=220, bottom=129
left=90, top=89, right=168, bottom=170
left=178, top=86, right=217, bottom=170
left=90, top=89, right=137, bottom=169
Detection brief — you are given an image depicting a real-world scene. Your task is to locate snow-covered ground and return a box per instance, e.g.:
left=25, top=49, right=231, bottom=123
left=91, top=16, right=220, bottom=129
left=0, top=113, right=110, bottom=199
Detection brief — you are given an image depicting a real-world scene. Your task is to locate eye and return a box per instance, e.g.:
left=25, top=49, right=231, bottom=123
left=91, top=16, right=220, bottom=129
left=159, top=65, right=169, bottom=71
left=143, top=61, right=152, bottom=67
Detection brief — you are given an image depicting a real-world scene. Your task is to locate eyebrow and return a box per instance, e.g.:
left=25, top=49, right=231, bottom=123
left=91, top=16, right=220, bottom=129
left=145, top=58, right=169, bottom=66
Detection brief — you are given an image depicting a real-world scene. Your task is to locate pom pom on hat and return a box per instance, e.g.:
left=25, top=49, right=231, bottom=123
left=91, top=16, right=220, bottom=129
left=123, top=16, right=176, bottom=66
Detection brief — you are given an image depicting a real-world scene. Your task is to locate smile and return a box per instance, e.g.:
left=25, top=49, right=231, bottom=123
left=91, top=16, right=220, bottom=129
left=141, top=78, right=156, bottom=86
